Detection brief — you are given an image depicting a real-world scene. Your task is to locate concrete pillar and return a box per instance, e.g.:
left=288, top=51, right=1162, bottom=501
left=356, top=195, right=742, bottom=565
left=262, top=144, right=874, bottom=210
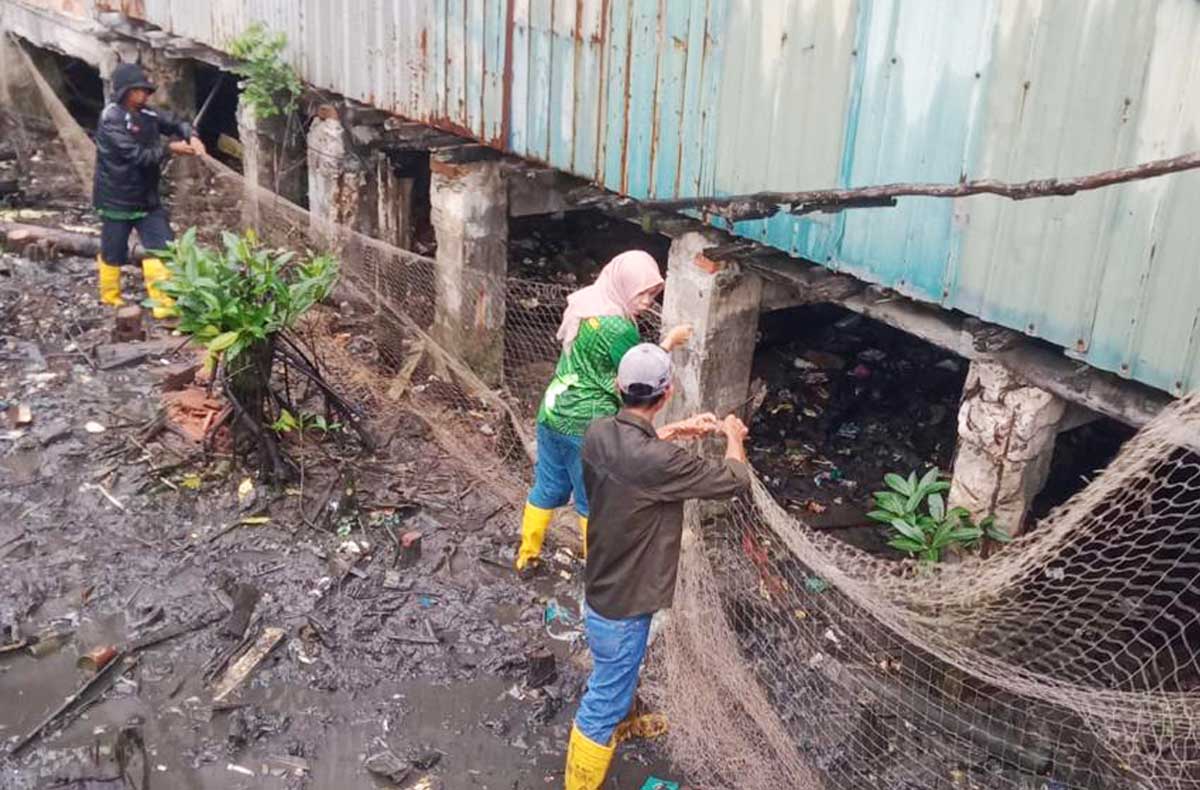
left=948, top=360, right=1067, bottom=536
left=429, top=148, right=508, bottom=386
left=306, top=111, right=366, bottom=243
left=136, top=48, right=194, bottom=116
left=661, top=231, right=764, bottom=427
left=237, top=100, right=307, bottom=231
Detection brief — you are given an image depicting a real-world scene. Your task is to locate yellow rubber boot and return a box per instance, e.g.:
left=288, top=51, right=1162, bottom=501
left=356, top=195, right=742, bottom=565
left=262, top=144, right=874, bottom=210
left=516, top=503, right=554, bottom=571
left=97, top=256, right=124, bottom=307
left=141, top=258, right=176, bottom=319
left=564, top=725, right=614, bottom=790
left=578, top=515, right=588, bottom=560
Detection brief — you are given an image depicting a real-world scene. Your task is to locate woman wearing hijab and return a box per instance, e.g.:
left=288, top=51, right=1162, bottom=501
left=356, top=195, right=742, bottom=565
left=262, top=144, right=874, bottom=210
left=515, top=250, right=698, bottom=576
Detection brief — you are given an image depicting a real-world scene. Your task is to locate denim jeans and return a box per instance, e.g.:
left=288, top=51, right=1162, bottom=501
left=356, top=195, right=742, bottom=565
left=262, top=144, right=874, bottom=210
left=528, top=421, right=589, bottom=517
left=574, top=602, right=652, bottom=745
left=100, top=207, right=174, bottom=265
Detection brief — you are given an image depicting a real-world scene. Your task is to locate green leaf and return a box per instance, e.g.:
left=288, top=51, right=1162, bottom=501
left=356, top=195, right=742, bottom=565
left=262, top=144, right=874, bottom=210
left=915, top=466, right=940, bottom=496
left=887, top=537, right=925, bottom=555
left=873, top=491, right=909, bottom=516
left=208, top=330, right=240, bottom=352
left=866, top=510, right=895, bottom=524
left=889, top=518, right=926, bottom=544
left=927, top=493, right=945, bottom=523
left=884, top=473, right=913, bottom=497
left=949, top=527, right=983, bottom=543
left=926, top=481, right=952, bottom=494
left=986, top=523, right=1013, bottom=543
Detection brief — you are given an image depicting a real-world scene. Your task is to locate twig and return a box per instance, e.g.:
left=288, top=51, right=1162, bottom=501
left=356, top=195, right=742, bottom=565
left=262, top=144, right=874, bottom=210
left=596, top=150, right=1200, bottom=222
left=84, top=483, right=127, bottom=512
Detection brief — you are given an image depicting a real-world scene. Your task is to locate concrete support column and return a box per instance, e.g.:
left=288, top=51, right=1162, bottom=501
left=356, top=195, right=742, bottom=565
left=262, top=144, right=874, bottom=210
left=237, top=101, right=307, bottom=230
left=306, top=111, right=366, bottom=243
left=948, top=360, right=1067, bottom=535
left=661, top=231, right=764, bottom=426
left=429, top=148, right=508, bottom=386
left=136, top=48, right=195, bottom=116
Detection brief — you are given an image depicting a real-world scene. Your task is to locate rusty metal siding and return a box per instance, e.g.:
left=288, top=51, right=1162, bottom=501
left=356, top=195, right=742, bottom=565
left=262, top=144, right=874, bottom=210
left=84, top=0, right=1200, bottom=397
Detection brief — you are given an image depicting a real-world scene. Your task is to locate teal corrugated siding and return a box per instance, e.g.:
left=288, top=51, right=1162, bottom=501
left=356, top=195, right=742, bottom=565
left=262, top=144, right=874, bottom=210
left=118, top=0, right=1200, bottom=397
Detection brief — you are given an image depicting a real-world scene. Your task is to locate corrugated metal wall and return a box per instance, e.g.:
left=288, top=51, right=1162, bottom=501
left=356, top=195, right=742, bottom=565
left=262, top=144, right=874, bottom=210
left=82, top=0, right=1200, bottom=396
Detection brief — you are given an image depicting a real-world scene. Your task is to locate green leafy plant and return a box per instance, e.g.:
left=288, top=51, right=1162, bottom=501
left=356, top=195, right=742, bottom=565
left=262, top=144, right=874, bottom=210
left=157, top=229, right=339, bottom=480
left=270, top=408, right=342, bottom=439
left=228, top=22, right=302, bottom=120
left=158, top=228, right=337, bottom=371
left=868, top=468, right=1011, bottom=563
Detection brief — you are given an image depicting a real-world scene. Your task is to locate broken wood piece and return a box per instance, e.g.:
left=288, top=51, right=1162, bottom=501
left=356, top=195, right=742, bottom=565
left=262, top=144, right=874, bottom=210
left=129, top=612, right=221, bottom=652
left=95, top=338, right=179, bottom=370
left=222, top=583, right=261, bottom=638
left=112, top=306, right=146, bottom=343
left=212, top=626, right=286, bottom=702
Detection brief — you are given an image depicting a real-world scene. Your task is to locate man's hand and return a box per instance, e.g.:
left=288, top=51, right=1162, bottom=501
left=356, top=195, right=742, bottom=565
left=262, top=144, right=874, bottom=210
left=661, top=323, right=694, bottom=352
left=168, top=140, right=197, bottom=157
left=722, top=414, right=749, bottom=442
left=658, top=412, right=720, bottom=440
left=188, top=136, right=207, bottom=157
left=721, top=415, right=749, bottom=465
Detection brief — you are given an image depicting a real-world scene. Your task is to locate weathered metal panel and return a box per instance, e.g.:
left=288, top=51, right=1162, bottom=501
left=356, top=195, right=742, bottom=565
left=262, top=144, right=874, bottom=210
left=102, top=0, right=1200, bottom=396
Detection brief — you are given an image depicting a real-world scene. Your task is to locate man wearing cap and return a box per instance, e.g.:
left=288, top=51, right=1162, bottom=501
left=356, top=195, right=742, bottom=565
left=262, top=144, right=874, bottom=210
left=563, top=342, right=751, bottom=789
left=93, top=62, right=205, bottom=316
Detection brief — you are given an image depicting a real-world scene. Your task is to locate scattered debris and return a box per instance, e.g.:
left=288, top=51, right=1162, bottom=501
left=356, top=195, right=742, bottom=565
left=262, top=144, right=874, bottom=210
left=12, top=402, right=32, bottom=426
left=94, top=337, right=179, bottom=371
left=525, top=647, right=557, bottom=689
left=10, top=651, right=137, bottom=755
left=84, top=420, right=106, bottom=434
left=399, top=530, right=423, bottom=567
left=77, top=644, right=119, bottom=672
left=222, top=582, right=261, bottom=638
left=365, top=750, right=412, bottom=783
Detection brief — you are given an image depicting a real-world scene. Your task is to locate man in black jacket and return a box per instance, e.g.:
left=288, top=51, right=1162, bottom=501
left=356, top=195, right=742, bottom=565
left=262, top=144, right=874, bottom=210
left=94, top=62, right=205, bottom=317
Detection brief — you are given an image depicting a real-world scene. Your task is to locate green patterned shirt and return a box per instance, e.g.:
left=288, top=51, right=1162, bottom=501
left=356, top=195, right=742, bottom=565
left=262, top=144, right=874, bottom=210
left=537, top=315, right=641, bottom=436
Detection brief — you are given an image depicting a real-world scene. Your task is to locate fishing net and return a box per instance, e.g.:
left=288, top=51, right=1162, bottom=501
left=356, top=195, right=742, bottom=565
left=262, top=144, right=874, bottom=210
left=15, top=44, right=1200, bottom=790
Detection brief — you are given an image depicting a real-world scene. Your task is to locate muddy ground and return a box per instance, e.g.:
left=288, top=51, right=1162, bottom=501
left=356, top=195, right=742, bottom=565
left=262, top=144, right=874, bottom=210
left=0, top=114, right=673, bottom=789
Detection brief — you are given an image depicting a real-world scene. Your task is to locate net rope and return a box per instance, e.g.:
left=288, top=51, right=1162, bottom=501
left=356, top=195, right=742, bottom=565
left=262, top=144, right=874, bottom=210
left=12, top=63, right=1200, bottom=789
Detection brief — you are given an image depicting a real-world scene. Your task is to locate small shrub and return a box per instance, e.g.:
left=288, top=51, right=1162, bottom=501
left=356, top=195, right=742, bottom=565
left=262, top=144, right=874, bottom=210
left=158, top=228, right=336, bottom=371
left=868, top=468, right=1011, bottom=563
left=228, top=22, right=302, bottom=120
left=158, top=229, right=338, bottom=479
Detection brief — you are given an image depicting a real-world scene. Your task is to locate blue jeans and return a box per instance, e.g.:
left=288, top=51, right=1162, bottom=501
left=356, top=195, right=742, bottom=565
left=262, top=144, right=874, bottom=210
left=528, top=422, right=589, bottom=517
left=574, top=602, right=652, bottom=745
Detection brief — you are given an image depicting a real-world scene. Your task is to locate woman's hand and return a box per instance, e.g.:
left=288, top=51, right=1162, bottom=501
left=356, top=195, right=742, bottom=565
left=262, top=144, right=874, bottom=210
left=661, top=323, right=694, bottom=351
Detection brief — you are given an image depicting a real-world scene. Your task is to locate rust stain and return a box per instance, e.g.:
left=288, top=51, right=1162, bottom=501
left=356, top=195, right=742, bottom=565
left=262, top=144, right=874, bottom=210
left=620, top=6, right=634, bottom=195
left=95, top=0, right=144, bottom=16
left=499, top=0, right=516, bottom=149
left=420, top=28, right=428, bottom=59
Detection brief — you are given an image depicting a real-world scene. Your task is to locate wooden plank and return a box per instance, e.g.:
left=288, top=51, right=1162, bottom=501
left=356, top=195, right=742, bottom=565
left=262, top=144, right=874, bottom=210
left=212, top=626, right=286, bottom=702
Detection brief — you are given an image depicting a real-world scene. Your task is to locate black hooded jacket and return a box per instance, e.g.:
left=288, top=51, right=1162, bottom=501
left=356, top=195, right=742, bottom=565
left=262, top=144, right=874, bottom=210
left=93, top=63, right=193, bottom=213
